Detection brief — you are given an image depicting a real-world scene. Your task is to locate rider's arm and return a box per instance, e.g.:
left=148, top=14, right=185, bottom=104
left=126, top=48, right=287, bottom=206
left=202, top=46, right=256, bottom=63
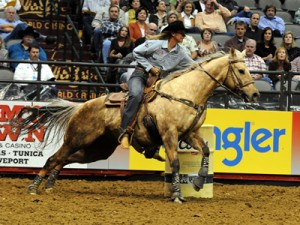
left=133, top=40, right=161, bottom=72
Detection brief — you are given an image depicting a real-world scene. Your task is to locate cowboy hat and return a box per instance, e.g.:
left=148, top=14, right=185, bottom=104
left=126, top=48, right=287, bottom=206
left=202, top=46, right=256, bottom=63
left=19, top=26, right=39, bottom=39
left=162, top=21, right=188, bottom=33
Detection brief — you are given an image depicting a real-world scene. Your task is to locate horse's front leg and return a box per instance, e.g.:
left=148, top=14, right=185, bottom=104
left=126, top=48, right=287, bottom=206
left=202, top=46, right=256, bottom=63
left=161, top=130, right=185, bottom=203
left=185, top=132, right=210, bottom=191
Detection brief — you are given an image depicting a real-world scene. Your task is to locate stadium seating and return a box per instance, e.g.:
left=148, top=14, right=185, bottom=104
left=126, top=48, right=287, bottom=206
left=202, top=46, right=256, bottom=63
left=282, top=0, right=300, bottom=12
left=274, top=37, right=283, bottom=48
left=295, top=38, right=300, bottom=47
left=235, top=0, right=257, bottom=9
left=285, top=24, right=300, bottom=37
left=0, top=69, right=14, bottom=81
left=212, top=35, right=231, bottom=49
left=258, top=0, right=283, bottom=11
left=250, top=9, right=264, bottom=16
left=226, top=24, right=236, bottom=33
left=275, top=80, right=299, bottom=91
left=254, top=79, right=273, bottom=91
left=276, top=11, right=293, bottom=24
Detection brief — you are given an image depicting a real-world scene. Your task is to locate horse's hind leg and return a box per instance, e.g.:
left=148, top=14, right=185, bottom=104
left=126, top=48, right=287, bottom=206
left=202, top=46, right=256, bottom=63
left=28, top=143, right=76, bottom=194
left=185, top=133, right=210, bottom=191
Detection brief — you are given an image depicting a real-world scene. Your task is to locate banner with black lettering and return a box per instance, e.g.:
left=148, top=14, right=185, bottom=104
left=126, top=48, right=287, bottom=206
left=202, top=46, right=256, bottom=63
left=0, top=101, right=129, bottom=170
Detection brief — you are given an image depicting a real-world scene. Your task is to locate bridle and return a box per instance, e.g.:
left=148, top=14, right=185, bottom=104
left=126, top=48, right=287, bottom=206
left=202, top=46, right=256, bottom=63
left=199, top=58, right=254, bottom=100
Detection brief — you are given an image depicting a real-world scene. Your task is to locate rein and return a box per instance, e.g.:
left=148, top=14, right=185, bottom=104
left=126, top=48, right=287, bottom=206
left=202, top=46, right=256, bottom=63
left=199, top=59, right=254, bottom=100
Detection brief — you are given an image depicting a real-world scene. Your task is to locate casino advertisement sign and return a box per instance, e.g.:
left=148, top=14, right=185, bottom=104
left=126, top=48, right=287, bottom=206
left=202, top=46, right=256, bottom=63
left=1, top=101, right=300, bottom=176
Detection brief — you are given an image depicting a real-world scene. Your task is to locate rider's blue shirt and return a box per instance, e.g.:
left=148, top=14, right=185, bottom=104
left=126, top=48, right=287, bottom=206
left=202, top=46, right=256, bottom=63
left=133, top=39, right=195, bottom=77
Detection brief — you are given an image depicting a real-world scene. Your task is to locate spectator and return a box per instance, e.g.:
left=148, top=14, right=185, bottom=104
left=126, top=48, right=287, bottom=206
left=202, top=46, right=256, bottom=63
left=14, top=43, right=54, bottom=83
left=291, top=56, right=300, bottom=81
left=160, top=10, right=179, bottom=31
left=0, top=6, right=56, bottom=44
left=197, top=28, right=218, bottom=57
left=244, top=13, right=262, bottom=43
left=195, top=0, right=231, bottom=34
left=109, top=26, right=134, bottom=64
left=8, top=26, right=47, bottom=71
left=228, top=13, right=263, bottom=43
left=193, top=0, right=205, bottom=14
left=129, top=7, right=148, bottom=43
left=269, top=47, right=292, bottom=86
left=0, top=35, right=8, bottom=68
left=92, top=0, right=126, bottom=30
left=82, top=0, right=104, bottom=44
left=179, top=1, right=201, bottom=33
left=180, top=34, right=199, bottom=59
left=94, top=6, right=122, bottom=63
left=217, top=0, right=251, bottom=17
left=0, top=0, right=21, bottom=11
left=224, top=21, right=248, bottom=52
left=135, top=22, right=158, bottom=47
left=0, top=6, right=24, bottom=41
left=140, top=0, right=158, bottom=14
left=107, top=26, right=134, bottom=86
left=255, top=27, right=277, bottom=65
left=280, top=31, right=300, bottom=62
left=124, top=0, right=141, bottom=26
left=149, top=0, right=167, bottom=30
left=244, top=39, right=272, bottom=85
left=259, top=4, right=285, bottom=37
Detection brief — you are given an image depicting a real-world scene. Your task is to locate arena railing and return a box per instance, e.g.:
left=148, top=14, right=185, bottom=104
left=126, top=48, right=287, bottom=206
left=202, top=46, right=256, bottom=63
left=0, top=59, right=299, bottom=111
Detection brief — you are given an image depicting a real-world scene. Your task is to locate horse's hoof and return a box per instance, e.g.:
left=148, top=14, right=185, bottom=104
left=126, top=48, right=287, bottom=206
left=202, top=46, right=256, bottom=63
left=153, top=153, right=165, bottom=162
left=45, top=187, right=53, bottom=193
left=173, top=197, right=183, bottom=204
left=192, top=177, right=204, bottom=192
left=28, top=185, right=39, bottom=195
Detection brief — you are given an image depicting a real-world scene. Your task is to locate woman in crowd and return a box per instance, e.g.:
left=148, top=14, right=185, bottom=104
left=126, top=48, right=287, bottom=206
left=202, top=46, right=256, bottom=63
left=269, top=47, right=292, bottom=86
left=149, top=0, right=167, bottom=30
left=107, top=26, right=134, bottom=86
left=109, top=26, right=133, bottom=64
left=129, top=7, right=148, bottom=43
left=160, top=10, right=179, bottom=31
left=178, top=1, right=200, bottom=33
left=280, top=31, right=300, bottom=62
left=124, top=0, right=141, bottom=26
left=197, top=28, right=218, bottom=57
left=255, top=27, right=277, bottom=65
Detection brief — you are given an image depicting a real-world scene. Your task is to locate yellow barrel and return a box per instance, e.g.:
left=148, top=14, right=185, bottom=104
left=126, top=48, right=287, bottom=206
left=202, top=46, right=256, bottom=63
left=164, top=124, right=214, bottom=198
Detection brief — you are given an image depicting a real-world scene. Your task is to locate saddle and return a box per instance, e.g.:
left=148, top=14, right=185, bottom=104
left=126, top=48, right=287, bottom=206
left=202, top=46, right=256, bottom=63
left=104, top=76, right=161, bottom=107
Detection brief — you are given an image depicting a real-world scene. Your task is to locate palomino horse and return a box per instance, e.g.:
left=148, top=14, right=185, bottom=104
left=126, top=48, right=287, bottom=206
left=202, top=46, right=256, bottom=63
left=14, top=49, right=259, bottom=203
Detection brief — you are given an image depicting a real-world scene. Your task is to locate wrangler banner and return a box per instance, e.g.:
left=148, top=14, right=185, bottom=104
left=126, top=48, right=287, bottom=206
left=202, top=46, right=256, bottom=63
left=1, top=101, right=300, bottom=175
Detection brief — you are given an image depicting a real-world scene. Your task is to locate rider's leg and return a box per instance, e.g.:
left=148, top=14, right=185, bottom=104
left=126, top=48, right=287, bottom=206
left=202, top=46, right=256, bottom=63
left=119, top=71, right=147, bottom=148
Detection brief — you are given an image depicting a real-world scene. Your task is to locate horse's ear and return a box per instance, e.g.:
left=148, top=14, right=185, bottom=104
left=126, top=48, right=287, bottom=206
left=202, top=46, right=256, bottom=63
left=229, top=48, right=236, bottom=58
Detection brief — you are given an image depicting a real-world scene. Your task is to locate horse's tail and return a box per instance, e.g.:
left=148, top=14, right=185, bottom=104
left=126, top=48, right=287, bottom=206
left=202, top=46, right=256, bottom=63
left=11, top=99, right=82, bottom=148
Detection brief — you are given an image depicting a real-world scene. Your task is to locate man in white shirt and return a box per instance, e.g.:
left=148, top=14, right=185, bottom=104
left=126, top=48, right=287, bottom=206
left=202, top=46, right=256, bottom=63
left=14, top=43, right=54, bottom=83
left=82, top=0, right=108, bottom=44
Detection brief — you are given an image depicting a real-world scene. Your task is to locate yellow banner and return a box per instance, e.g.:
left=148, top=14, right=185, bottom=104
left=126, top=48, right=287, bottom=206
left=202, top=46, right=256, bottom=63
left=206, top=109, right=292, bottom=174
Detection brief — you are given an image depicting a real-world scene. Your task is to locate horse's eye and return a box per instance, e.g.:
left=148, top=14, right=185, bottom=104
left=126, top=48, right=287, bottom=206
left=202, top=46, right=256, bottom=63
left=238, top=69, right=245, bottom=75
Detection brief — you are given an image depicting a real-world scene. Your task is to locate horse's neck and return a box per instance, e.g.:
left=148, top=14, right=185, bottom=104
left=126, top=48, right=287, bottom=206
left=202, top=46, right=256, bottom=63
left=172, top=57, right=229, bottom=105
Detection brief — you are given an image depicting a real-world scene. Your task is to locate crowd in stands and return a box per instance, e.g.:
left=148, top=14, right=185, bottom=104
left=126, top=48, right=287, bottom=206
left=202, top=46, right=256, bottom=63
left=80, top=0, right=300, bottom=90
left=2, top=0, right=300, bottom=100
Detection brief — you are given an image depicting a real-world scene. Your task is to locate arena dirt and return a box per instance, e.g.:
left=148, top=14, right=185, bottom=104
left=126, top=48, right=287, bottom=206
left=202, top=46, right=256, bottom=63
left=1, top=177, right=300, bottom=225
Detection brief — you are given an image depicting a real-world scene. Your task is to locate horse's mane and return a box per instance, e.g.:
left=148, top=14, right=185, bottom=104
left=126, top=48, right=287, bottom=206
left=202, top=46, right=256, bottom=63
left=161, top=51, right=227, bottom=84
